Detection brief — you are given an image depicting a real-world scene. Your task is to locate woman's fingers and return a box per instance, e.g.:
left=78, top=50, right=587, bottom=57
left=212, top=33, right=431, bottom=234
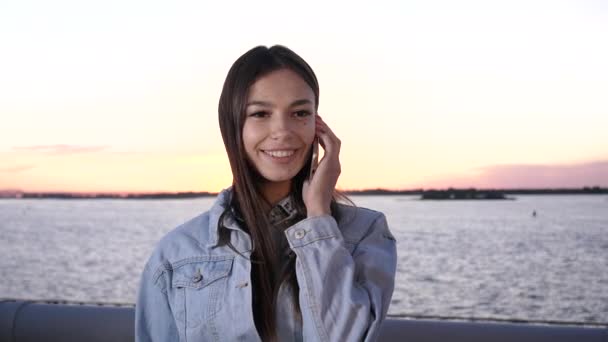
left=302, top=114, right=341, bottom=217
left=313, top=114, right=341, bottom=176
left=315, top=115, right=341, bottom=161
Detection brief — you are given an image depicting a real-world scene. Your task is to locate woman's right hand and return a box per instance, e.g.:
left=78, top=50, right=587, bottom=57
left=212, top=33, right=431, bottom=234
left=302, top=114, right=341, bottom=218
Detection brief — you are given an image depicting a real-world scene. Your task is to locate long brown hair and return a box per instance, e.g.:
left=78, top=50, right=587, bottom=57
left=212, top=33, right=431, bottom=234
left=218, top=45, right=347, bottom=341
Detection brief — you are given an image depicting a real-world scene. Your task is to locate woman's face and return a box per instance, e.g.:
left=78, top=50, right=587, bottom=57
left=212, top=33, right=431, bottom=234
left=243, top=68, right=316, bottom=185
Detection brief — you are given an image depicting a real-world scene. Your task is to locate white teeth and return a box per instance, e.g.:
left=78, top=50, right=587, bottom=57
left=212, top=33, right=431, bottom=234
left=264, top=150, right=295, bottom=158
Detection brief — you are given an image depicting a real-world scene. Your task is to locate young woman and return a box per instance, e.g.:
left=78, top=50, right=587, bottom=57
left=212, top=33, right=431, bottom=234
left=136, top=45, right=397, bottom=342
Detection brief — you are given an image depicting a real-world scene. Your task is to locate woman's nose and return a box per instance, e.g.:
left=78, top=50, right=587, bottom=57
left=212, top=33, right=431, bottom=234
left=269, top=114, right=294, bottom=138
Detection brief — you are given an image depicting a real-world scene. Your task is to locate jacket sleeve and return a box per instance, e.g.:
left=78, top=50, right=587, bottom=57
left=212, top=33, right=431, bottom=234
left=285, top=212, right=397, bottom=342
left=135, top=261, right=181, bottom=342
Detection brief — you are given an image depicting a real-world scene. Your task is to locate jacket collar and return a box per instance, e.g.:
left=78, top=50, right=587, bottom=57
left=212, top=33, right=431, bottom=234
left=206, top=187, right=234, bottom=247
left=206, top=186, right=299, bottom=247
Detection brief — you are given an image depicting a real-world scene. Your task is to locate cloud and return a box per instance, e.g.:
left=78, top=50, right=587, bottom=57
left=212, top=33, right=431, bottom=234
left=12, top=144, right=109, bottom=155
left=0, top=164, right=36, bottom=173
left=424, top=160, right=608, bottom=188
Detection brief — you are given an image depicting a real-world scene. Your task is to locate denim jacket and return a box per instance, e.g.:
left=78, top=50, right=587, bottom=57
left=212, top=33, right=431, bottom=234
left=135, top=187, right=397, bottom=342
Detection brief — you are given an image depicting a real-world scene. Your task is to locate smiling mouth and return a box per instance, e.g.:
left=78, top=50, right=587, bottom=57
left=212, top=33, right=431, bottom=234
left=262, top=149, right=296, bottom=158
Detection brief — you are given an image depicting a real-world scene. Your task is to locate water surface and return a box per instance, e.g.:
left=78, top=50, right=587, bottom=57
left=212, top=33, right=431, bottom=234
left=1, top=194, right=606, bottom=323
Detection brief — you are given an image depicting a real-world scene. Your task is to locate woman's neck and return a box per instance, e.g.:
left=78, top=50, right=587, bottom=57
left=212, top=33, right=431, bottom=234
left=260, top=180, right=291, bottom=207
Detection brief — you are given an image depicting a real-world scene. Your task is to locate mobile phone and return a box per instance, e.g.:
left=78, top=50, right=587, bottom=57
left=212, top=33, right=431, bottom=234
left=308, top=137, right=319, bottom=180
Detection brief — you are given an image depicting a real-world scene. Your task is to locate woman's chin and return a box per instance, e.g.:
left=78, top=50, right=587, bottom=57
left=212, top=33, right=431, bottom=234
left=257, top=164, right=306, bottom=183
left=255, top=159, right=306, bottom=183
left=259, top=172, right=297, bottom=183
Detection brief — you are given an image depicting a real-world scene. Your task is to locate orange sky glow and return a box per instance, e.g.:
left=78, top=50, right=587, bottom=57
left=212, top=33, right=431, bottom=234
left=1, top=0, right=607, bottom=193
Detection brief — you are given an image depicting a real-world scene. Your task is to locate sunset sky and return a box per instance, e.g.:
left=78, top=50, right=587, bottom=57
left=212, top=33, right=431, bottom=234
left=1, top=0, right=607, bottom=193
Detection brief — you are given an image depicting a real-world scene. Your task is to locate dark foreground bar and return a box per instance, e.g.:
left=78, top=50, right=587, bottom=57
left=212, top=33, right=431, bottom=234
left=1, top=300, right=606, bottom=341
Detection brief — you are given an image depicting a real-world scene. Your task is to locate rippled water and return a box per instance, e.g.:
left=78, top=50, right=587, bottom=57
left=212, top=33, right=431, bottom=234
left=1, top=195, right=607, bottom=323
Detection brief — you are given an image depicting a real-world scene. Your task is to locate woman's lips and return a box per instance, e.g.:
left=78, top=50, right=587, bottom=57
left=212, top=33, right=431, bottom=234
left=261, top=149, right=298, bottom=164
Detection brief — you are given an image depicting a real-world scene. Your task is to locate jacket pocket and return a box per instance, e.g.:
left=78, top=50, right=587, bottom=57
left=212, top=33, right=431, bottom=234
left=170, top=257, right=233, bottom=328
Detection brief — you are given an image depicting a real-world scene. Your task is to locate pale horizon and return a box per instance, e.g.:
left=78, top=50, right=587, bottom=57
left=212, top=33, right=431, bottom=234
left=2, top=0, right=608, bottom=193
left=2, top=158, right=607, bottom=194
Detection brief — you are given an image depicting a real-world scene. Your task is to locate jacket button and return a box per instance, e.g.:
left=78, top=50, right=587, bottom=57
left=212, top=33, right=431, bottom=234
left=192, top=271, right=203, bottom=283
left=294, top=230, right=306, bottom=239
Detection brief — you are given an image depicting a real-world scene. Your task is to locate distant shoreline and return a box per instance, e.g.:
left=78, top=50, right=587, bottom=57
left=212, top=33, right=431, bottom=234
left=0, top=187, right=606, bottom=199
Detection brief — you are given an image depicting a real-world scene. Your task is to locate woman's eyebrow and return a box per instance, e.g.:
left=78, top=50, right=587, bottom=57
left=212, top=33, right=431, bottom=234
left=246, top=99, right=312, bottom=108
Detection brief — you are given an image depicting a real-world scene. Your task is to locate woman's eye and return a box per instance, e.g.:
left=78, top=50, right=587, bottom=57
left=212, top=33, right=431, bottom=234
left=249, top=111, right=268, bottom=118
left=294, top=110, right=311, bottom=118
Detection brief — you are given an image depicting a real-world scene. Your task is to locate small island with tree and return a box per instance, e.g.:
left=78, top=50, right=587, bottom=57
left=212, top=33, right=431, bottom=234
left=420, top=188, right=509, bottom=200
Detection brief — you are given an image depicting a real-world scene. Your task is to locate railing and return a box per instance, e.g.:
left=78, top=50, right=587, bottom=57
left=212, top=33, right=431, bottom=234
left=1, top=299, right=606, bottom=341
